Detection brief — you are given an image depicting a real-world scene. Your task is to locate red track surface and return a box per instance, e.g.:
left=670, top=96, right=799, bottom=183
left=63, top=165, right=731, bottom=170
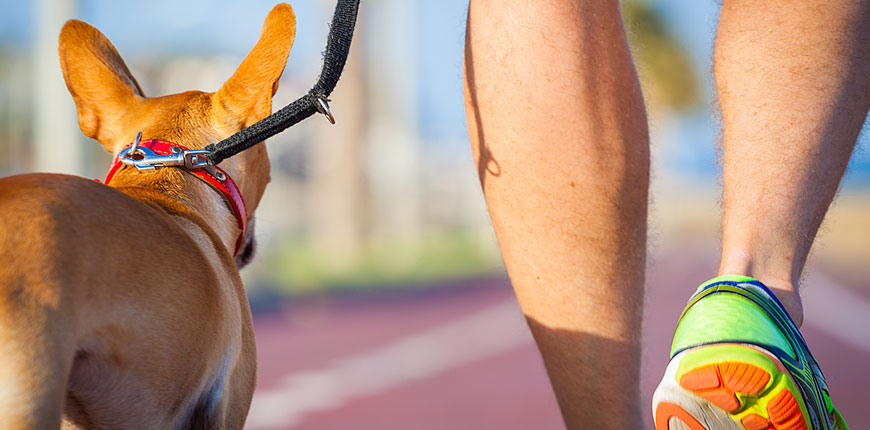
left=248, top=249, right=870, bottom=429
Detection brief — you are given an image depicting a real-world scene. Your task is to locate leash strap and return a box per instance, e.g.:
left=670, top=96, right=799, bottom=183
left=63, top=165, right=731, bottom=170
left=203, top=0, right=361, bottom=166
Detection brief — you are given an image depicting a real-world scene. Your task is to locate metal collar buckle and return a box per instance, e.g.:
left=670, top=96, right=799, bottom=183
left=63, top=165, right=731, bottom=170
left=120, top=133, right=226, bottom=181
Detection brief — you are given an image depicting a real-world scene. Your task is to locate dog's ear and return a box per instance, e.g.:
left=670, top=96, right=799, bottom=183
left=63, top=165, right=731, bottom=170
left=59, top=20, right=144, bottom=148
left=214, top=3, right=296, bottom=128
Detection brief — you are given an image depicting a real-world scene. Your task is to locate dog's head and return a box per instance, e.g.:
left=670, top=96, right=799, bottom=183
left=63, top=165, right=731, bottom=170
left=58, top=4, right=297, bottom=267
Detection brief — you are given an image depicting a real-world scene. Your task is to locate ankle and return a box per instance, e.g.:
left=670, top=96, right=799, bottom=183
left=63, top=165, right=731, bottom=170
left=718, top=257, right=804, bottom=327
left=759, top=280, right=803, bottom=327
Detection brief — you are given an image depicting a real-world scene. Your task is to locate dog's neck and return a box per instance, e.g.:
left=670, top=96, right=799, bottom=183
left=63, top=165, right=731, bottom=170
left=180, top=172, right=239, bottom=255
left=107, top=156, right=242, bottom=257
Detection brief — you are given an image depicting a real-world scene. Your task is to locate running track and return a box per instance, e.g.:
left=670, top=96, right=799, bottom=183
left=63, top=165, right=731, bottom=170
left=246, top=248, right=870, bottom=429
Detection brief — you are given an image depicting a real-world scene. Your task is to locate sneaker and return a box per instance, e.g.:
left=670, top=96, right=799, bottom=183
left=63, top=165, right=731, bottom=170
left=652, top=275, right=848, bottom=429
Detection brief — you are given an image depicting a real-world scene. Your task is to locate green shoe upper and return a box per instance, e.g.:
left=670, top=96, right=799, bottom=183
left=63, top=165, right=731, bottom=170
left=669, top=275, right=846, bottom=430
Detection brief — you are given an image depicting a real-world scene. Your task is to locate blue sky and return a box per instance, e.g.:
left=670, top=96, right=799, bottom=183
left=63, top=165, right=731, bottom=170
left=1, top=1, right=323, bottom=55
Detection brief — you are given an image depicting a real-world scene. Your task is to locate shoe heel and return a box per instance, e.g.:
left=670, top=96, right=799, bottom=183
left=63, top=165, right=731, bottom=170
left=654, top=344, right=811, bottom=430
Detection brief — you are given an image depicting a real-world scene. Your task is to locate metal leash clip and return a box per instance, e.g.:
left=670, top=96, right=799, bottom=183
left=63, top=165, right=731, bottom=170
left=120, top=132, right=226, bottom=181
left=315, top=96, right=336, bottom=124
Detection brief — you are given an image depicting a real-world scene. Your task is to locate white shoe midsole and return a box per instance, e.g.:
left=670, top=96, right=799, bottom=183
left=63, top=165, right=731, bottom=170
left=651, top=349, right=742, bottom=430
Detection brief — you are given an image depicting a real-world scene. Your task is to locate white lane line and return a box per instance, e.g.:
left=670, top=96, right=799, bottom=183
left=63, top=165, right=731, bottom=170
left=245, top=299, right=531, bottom=430
left=802, top=271, right=870, bottom=354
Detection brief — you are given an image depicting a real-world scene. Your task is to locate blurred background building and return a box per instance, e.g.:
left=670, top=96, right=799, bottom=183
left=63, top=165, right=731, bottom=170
left=1, top=0, right=511, bottom=295
left=1, top=0, right=868, bottom=428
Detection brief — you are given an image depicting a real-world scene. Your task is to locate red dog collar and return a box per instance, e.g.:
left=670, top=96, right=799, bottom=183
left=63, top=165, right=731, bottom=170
left=104, top=139, right=248, bottom=256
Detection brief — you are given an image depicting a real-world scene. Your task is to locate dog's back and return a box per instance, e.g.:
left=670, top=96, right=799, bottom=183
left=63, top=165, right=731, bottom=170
left=0, top=173, right=251, bottom=429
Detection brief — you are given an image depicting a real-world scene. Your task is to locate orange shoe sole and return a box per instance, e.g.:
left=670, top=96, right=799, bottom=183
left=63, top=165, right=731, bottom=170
left=652, top=344, right=810, bottom=430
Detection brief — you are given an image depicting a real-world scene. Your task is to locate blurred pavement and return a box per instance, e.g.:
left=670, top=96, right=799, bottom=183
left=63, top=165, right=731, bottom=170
left=247, top=242, right=870, bottom=429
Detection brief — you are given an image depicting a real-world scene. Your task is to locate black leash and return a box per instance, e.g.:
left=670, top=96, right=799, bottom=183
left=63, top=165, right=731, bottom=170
left=203, top=0, right=361, bottom=166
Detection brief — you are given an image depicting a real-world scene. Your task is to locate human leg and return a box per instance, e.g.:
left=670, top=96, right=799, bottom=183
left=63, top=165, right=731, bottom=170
left=653, top=1, right=869, bottom=428
left=464, top=0, right=649, bottom=427
left=716, top=0, right=870, bottom=327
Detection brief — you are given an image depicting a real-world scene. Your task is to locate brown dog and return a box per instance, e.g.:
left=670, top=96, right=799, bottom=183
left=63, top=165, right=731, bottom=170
left=0, top=4, right=296, bottom=429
